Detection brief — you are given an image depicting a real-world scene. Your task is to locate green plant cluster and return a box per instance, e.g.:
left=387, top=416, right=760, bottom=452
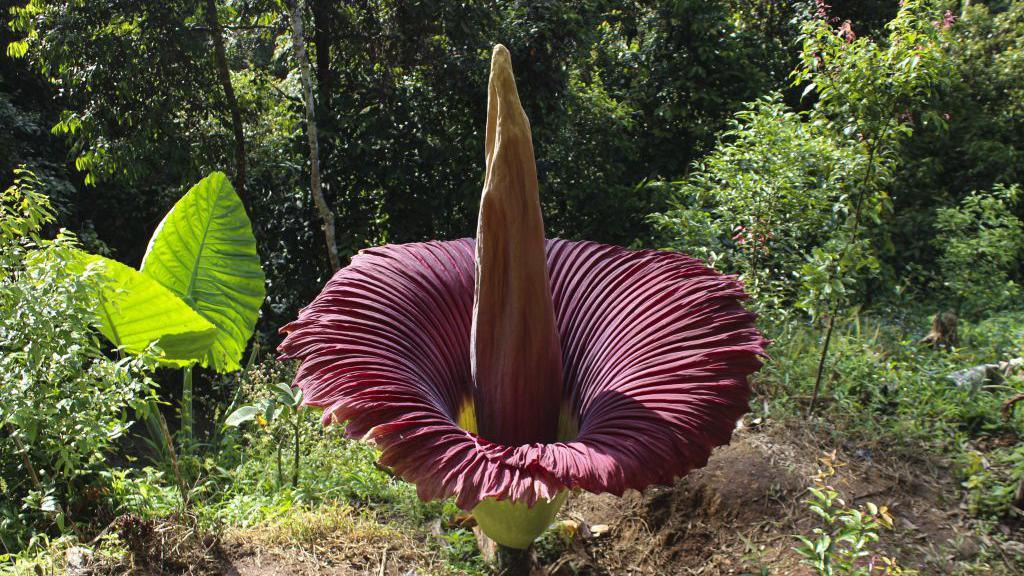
left=0, top=169, right=158, bottom=552
left=934, top=184, right=1024, bottom=318
left=795, top=453, right=908, bottom=576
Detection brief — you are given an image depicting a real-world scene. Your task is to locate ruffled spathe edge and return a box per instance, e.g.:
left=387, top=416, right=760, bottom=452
left=278, top=238, right=767, bottom=509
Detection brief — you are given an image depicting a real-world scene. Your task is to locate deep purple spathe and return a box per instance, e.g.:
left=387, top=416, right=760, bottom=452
left=278, top=237, right=766, bottom=510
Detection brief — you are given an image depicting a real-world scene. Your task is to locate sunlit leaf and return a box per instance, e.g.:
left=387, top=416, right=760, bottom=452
left=72, top=251, right=217, bottom=366
left=224, top=405, right=259, bottom=427
left=141, top=172, right=265, bottom=372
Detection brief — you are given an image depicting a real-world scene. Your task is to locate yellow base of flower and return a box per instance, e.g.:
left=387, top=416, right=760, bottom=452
left=472, top=490, right=567, bottom=549
left=456, top=395, right=574, bottom=549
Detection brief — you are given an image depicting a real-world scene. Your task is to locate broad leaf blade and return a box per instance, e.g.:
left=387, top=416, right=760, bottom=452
left=74, top=252, right=217, bottom=366
left=224, top=405, right=259, bottom=427
left=141, top=172, right=265, bottom=372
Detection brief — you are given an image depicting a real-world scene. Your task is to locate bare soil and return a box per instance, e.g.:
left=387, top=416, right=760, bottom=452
left=550, top=422, right=972, bottom=575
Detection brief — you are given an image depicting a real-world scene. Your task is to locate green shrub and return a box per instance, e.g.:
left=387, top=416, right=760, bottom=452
left=934, top=184, right=1024, bottom=318
left=0, top=169, right=156, bottom=552
left=794, top=452, right=908, bottom=576
left=958, top=311, right=1024, bottom=360
left=961, top=444, right=1024, bottom=519
left=651, top=94, right=865, bottom=317
left=891, top=2, right=1024, bottom=276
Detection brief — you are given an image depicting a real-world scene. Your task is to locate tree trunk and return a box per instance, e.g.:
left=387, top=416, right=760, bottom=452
left=287, top=0, right=342, bottom=272
left=311, top=0, right=336, bottom=138
left=310, top=0, right=337, bottom=206
left=809, top=313, right=835, bottom=416
left=203, top=0, right=248, bottom=201
left=810, top=141, right=879, bottom=417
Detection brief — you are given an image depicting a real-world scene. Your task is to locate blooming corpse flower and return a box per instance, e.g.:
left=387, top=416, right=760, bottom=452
left=278, top=45, right=767, bottom=550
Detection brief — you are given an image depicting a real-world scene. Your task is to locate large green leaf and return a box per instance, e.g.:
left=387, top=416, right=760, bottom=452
left=73, top=251, right=218, bottom=366
left=141, top=172, right=265, bottom=372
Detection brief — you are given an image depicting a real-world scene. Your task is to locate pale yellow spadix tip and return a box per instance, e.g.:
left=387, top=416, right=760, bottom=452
left=484, top=44, right=529, bottom=169
left=488, top=45, right=519, bottom=108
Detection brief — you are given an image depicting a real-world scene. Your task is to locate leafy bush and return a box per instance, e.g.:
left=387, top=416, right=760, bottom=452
left=958, top=311, right=1024, bottom=360
left=652, top=94, right=865, bottom=316
left=934, top=184, right=1024, bottom=318
left=655, top=0, right=952, bottom=327
left=0, top=169, right=156, bottom=552
left=961, top=444, right=1024, bottom=520
left=891, top=2, right=1024, bottom=276
left=788, top=0, right=950, bottom=331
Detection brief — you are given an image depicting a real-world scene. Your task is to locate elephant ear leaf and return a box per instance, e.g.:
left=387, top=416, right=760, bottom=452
left=72, top=251, right=218, bottom=366
left=141, top=172, right=265, bottom=372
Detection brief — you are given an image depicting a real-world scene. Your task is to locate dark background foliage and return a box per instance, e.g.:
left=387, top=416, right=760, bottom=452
left=2, top=0, right=1022, bottom=336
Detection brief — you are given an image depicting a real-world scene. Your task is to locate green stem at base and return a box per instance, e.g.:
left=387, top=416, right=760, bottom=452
left=277, top=441, right=283, bottom=489
left=495, top=544, right=532, bottom=576
left=292, top=416, right=300, bottom=487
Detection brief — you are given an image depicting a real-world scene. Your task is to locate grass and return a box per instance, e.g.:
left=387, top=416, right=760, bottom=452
left=761, top=310, right=1024, bottom=455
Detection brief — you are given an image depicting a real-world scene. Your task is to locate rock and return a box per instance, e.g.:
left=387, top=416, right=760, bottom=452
left=1002, top=540, right=1024, bottom=557
left=948, top=364, right=1002, bottom=390
left=65, top=546, right=92, bottom=574
left=952, top=536, right=979, bottom=560
left=948, top=358, right=1024, bottom=390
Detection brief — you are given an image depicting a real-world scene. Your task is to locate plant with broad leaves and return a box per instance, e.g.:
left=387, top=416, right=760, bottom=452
left=225, top=382, right=304, bottom=489
left=80, top=171, right=264, bottom=373
left=76, top=172, right=265, bottom=450
left=139, top=171, right=265, bottom=373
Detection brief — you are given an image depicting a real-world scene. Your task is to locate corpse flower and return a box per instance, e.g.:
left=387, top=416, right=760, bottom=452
left=279, top=45, right=766, bottom=552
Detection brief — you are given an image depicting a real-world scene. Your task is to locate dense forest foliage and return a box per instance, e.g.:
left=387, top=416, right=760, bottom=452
left=3, top=0, right=1022, bottom=328
left=3, top=0, right=1024, bottom=574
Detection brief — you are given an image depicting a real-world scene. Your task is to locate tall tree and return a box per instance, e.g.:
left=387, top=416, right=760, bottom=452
left=287, top=0, right=341, bottom=271
left=203, top=0, right=248, bottom=201
left=310, top=0, right=337, bottom=144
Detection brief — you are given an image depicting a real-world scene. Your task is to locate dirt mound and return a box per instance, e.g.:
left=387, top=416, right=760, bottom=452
left=554, top=425, right=967, bottom=575
left=646, top=439, right=807, bottom=528
left=559, top=432, right=810, bottom=575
